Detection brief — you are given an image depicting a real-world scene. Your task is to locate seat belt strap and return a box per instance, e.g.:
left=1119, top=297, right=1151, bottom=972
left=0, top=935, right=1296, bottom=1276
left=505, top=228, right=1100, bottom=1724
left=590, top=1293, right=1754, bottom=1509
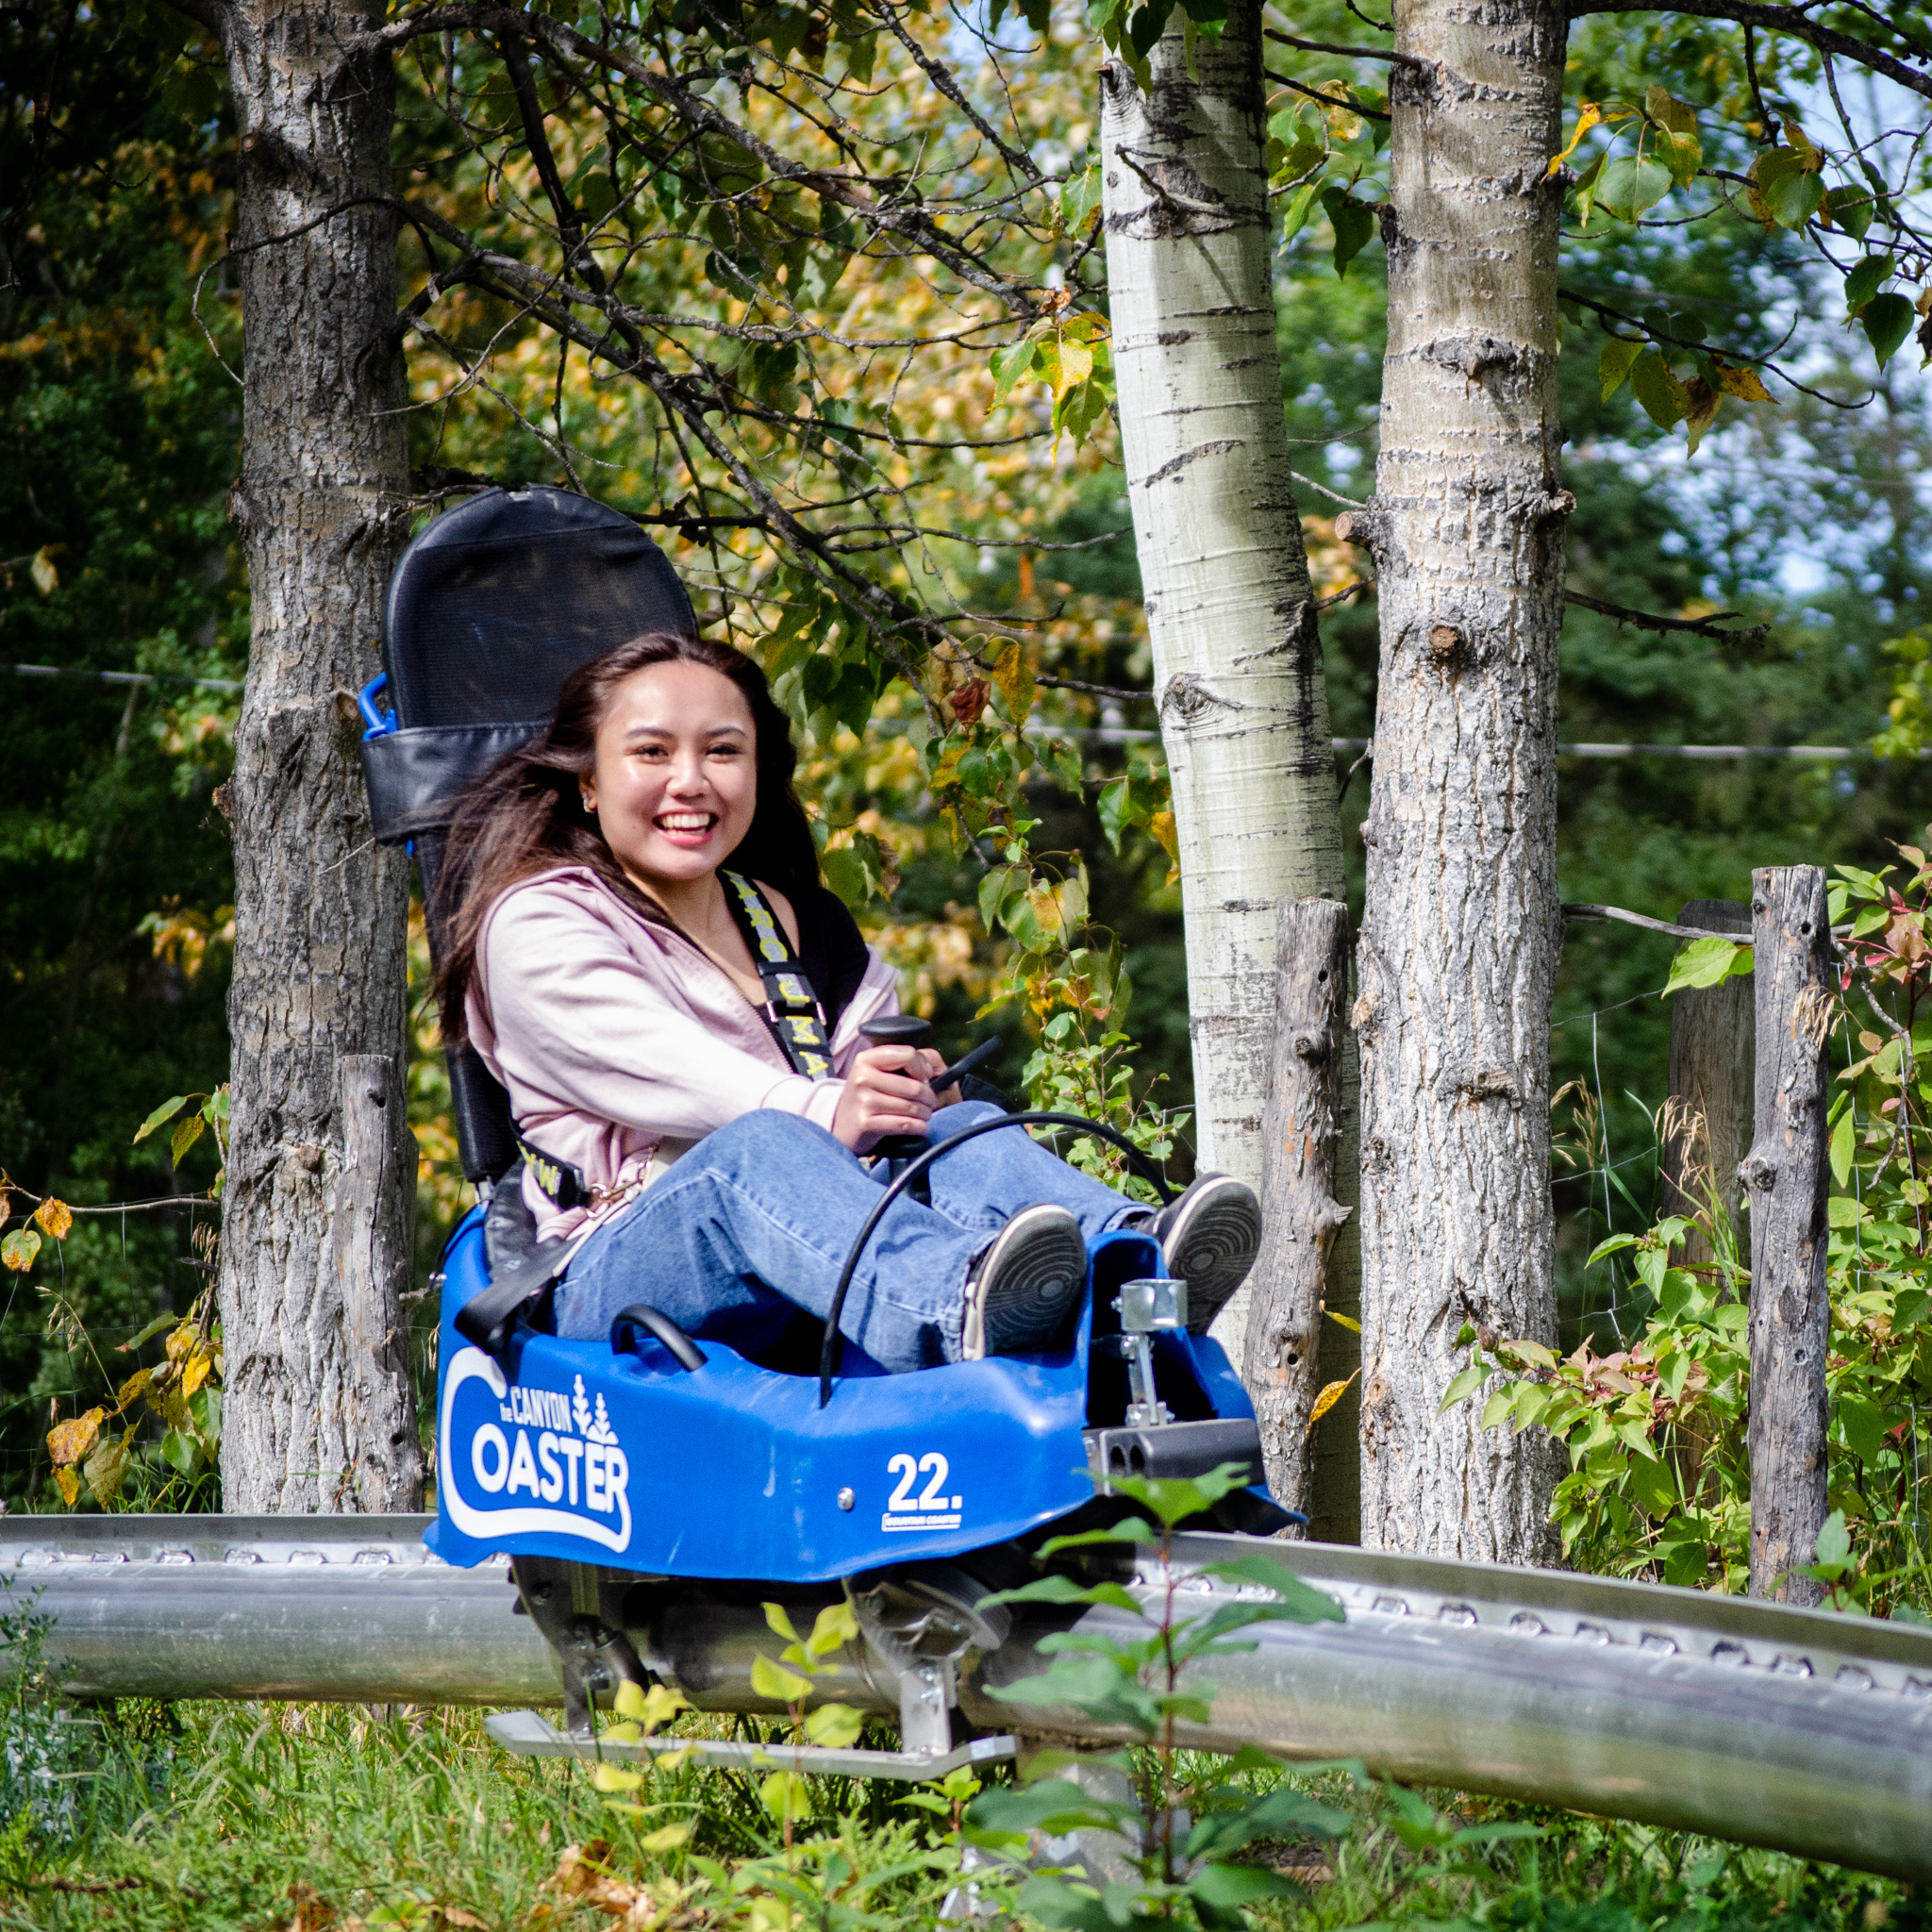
left=514, top=1132, right=588, bottom=1212
left=720, top=871, right=834, bottom=1080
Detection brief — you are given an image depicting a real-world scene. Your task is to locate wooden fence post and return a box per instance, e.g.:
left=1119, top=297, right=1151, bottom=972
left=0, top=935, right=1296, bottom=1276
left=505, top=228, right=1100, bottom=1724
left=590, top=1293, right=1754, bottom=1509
left=1660, top=899, right=1754, bottom=1268
left=1740, top=867, right=1834, bottom=1605
left=331, top=1053, right=424, bottom=1513
left=1244, top=898, right=1357, bottom=1532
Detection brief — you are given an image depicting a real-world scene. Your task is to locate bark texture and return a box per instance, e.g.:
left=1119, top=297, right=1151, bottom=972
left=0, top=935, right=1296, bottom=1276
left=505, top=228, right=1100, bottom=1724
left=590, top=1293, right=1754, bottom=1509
left=216, top=0, right=420, bottom=1511
left=1661, top=898, right=1755, bottom=1266
left=1243, top=898, right=1357, bottom=1532
left=1351, top=0, right=1569, bottom=1559
left=1741, top=866, right=1833, bottom=1606
left=1099, top=0, right=1352, bottom=1378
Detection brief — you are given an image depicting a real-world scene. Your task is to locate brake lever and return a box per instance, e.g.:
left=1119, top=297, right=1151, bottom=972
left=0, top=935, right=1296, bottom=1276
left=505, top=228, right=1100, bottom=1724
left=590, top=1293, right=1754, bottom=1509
left=931, top=1035, right=1000, bottom=1093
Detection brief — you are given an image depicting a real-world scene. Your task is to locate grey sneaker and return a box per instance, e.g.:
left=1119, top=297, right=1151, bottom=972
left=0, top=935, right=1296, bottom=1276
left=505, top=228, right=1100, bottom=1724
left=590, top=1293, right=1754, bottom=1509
left=1148, top=1174, right=1261, bottom=1333
left=961, top=1205, right=1088, bottom=1359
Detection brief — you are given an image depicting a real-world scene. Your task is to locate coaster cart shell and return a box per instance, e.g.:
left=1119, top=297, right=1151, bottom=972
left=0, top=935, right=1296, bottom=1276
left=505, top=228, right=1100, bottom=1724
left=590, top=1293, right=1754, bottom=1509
left=361, top=487, right=1292, bottom=1744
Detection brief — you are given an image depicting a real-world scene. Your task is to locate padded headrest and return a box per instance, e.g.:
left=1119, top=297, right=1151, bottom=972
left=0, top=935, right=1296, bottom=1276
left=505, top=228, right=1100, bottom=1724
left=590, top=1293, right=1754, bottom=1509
left=382, top=486, right=696, bottom=730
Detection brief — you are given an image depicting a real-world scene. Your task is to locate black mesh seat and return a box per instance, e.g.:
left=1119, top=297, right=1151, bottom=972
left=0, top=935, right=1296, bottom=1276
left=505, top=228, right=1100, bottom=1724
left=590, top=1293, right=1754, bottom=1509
left=362, top=487, right=694, bottom=1182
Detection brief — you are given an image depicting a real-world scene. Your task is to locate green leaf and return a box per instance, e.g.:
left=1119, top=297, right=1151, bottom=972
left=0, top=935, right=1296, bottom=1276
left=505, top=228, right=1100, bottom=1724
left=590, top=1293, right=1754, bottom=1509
left=1278, top=177, right=1324, bottom=244
left=1753, top=148, right=1824, bottom=228
left=1814, top=1507, right=1852, bottom=1568
left=1195, top=1553, right=1346, bottom=1624
left=161, top=1426, right=200, bottom=1474
left=1830, top=1109, right=1856, bottom=1188
left=1843, top=254, right=1893, bottom=317
left=134, top=1093, right=192, bottom=1143
left=1060, top=159, right=1103, bottom=238
left=1036, top=1519, right=1158, bottom=1555
left=967, top=1779, right=1132, bottom=1843
left=1824, top=183, right=1873, bottom=242
left=1097, top=775, right=1136, bottom=853
left=1628, top=350, right=1689, bottom=430
left=1, top=1227, right=42, bottom=1272
left=1662, top=935, right=1751, bottom=996
left=1860, top=292, right=1914, bottom=371
left=1594, top=154, right=1672, bottom=222
left=1598, top=337, right=1642, bottom=400
left=978, top=1574, right=1144, bottom=1615
left=1836, top=1395, right=1889, bottom=1465
left=1320, top=187, right=1375, bottom=277
left=990, top=339, right=1038, bottom=407
left=1187, top=1861, right=1304, bottom=1909
left=1439, top=1362, right=1490, bottom=1412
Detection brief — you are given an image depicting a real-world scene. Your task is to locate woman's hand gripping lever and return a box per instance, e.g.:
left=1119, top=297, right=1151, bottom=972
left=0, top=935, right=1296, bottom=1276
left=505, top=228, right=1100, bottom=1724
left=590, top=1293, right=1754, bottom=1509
left=845, top=1015, right=941, bottom=1202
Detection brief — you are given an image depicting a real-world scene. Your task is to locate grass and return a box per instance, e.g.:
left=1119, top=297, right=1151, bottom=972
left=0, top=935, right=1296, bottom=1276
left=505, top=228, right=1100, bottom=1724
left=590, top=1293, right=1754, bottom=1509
left=0, top=1698, right=1925, bottom=1932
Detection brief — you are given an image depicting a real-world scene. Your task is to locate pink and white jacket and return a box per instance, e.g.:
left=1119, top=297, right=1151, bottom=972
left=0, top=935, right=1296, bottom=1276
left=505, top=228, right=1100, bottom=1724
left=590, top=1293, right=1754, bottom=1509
left=467, top=865, right=899, bottom=1241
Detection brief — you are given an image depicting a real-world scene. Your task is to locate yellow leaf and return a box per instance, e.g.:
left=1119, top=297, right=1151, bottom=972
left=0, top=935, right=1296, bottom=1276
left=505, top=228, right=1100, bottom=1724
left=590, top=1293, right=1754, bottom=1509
left=1307, top=1369, right=1360, bottom=1427
left=602, top=1721, right=643, bottom=1743
left=1324, top=1308, right=1362, bottom=1333
left=750, top=1653, right=812, bottom=1703
left=1548, top=100, right=1602, bottom=175
left=990, top=641, right=1035, bottom=727
left=54, top=1465, right=79, bottom=1506
left=1713, top=361, right=1774, bottom=405
left=804, top=1702, right=864, bottom=1747
left=759, top=1770, right=810, bottom=1822
left=805, top=1601, right=858, bottom=1659
left=116, top=1368, right=154, bottom=1411
left=1681, top=375, right=1720, bottom=456
left=29, top=547, right=58, bottom=596
left=165, top=1323, right=196, bottom=1362
left=47, top=1407, right=106, bottom=1467
left=182, top=1351, right=212, bottom=1397
left=1147, top=810, right=1178, bottom=864
left=613, top=1680, right=649, bottom=1722
left=640, top=1684, right=690, bottom=1732
left=591, top=1762, right=646, bottom=1792
left=84, top=1429, right=131, bottom=1509
left=641, top=1822, right=692, bottom=1853
left=33, top=1198, right=73, bottom=1240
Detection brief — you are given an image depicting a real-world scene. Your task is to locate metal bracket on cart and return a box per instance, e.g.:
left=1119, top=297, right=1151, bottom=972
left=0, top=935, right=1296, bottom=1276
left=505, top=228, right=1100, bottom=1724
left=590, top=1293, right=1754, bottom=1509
left=846, top=1564, right=1013, bottom=1760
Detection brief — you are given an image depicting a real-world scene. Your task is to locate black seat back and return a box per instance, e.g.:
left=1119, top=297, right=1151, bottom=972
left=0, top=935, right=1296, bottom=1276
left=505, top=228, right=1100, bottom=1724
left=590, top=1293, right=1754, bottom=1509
left=365, top=487, right=695, bottom=1183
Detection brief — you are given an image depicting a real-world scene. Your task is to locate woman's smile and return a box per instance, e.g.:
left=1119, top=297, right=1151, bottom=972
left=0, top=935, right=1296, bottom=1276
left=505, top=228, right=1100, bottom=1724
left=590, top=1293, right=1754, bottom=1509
left=581, top=660, right=760, bottom=908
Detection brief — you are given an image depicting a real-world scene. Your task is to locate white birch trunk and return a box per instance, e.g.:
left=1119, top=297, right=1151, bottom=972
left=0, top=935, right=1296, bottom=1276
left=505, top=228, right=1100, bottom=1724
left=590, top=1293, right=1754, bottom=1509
left=1100, top=0, right=1351, bottom=1382
left=1348, top=0, right=1570, bottom=1558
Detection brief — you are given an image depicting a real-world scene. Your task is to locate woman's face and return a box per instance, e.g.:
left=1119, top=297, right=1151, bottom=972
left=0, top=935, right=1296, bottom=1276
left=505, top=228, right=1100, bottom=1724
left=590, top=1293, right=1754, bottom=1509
left=581, top=660, right=759, bottom=896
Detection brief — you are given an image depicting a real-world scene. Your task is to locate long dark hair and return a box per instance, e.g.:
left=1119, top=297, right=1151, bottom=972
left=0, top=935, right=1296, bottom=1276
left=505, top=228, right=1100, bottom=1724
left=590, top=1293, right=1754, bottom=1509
left=433, top=631, right=818, bottom=1040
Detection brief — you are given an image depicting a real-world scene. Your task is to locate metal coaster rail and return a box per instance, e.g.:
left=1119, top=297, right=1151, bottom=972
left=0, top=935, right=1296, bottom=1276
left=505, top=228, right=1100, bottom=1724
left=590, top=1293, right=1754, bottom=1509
left=5, top=1514, right=1929, bottom=1882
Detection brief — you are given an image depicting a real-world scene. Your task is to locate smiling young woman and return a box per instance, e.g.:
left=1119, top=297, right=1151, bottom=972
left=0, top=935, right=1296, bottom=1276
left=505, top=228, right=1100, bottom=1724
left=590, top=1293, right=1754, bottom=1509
left=435, top=631, right=1260, bottom=1375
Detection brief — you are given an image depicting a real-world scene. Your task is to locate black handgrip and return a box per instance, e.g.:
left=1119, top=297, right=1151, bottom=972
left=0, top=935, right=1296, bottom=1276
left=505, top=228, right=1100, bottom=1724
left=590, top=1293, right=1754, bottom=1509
left=610, top=1302, right=707, bottom=1374
left=858, top=1014, right=932, bottom=1049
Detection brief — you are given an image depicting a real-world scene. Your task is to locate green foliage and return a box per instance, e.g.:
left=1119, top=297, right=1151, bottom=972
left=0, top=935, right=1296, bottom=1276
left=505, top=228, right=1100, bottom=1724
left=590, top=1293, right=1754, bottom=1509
left=1446, top=853, right=1932, bottom=1608
left=965, top=1465, right=1351, bottom=1926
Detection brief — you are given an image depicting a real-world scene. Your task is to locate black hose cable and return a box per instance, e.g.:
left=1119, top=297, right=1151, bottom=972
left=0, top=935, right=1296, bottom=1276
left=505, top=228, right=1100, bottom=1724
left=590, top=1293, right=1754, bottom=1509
left=817, top=1111, right=1177, bottom=1407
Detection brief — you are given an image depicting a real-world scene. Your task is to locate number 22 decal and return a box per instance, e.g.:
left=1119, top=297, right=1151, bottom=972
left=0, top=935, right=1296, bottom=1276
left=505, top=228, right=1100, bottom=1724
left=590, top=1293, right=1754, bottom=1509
left=885, top=1451, right=958, bottom=1514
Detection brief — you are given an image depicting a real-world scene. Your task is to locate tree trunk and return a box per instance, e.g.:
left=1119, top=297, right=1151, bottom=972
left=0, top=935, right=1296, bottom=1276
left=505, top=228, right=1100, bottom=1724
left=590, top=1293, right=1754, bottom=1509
left=1244, top=898, right=1357, bottom=1532
left=1661, top=899, right=1754, bottom=1270
left=1740, top=866, right=1833, bottom=1607
left=1348, top=0, right=1570, bottom=1559
left=1098, top=0, right=1353, bottom=1380
left=214, top=0, right=419, bottom=1512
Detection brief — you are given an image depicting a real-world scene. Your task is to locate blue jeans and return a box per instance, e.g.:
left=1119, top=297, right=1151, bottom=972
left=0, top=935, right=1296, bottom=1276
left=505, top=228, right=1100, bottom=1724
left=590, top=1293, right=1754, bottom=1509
left=555, top=1103, right=1138, bottom=1374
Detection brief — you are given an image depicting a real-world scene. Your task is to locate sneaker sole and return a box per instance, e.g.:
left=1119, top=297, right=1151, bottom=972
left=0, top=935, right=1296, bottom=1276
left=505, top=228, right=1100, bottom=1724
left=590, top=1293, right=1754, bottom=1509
left=1158, top=1177, right=1261, bottom=1331
left=971, top=1208, right=1088, bottom=1357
